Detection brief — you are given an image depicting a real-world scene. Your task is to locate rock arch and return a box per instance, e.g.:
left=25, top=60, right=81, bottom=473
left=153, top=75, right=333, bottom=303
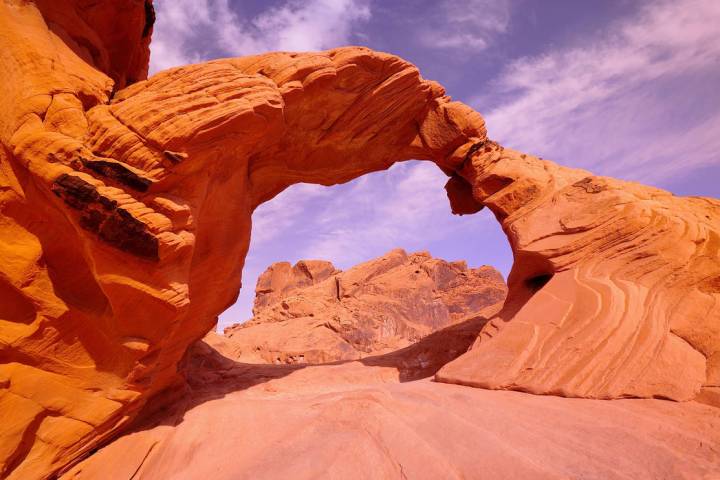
left=0, top=1, right=718, bottom=478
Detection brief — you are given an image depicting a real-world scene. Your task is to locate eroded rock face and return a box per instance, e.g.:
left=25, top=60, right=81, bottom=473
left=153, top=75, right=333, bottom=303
left=214, top=249, right=507, bottom=363
left=0, top=0, right=718, bottom=477
left=252, top=259, right=339, bottom=311
left=0, top=2, right=491, bottom=476
left=435, top=146, right=720, bottom=406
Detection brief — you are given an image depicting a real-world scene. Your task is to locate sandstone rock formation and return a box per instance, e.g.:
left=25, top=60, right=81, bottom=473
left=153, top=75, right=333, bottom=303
left=436, top=146, right=720, bottom=406
left=0, top=0, right=719, bottom=478
left=60, top=342, right=720, bottom=480
left=213, top=249, right=506, bottom=364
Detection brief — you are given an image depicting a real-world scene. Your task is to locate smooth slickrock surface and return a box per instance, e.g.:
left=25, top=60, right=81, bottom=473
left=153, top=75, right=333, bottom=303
left=214, top=249, right=506, bottom=364
left=1, top=0, right=719, bottom=477
left=436, top=149, right=720, bottom=406
left=60, top=342, right=720, bottom=480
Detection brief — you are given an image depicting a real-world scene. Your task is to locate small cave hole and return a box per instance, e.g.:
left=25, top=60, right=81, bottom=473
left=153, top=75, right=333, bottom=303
left=525, top=273, right=553, bottom=293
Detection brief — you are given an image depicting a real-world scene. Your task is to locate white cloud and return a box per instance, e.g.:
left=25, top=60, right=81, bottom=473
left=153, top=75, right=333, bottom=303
left=149, top=0, right=218, bottom=72
left=150, top=0, right=371, bottom=74
left=294, top=161, right=493, bottom=267
left=249, top=0, right=371, bottom=52
left=249, top=161, right=494, bottom=264
left=421, top=0, right=511, bottom=51
left=479, top=0, right=720, bottom=184
left=251, top=183, right=331, bottom=244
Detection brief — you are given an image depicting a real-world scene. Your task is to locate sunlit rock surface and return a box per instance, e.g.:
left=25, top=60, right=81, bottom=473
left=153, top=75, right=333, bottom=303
left=214, top=249, right=506, bottom=364
left=61, top=342, right=720, bottom=480
left=0, top=0, right=718, bottom=478
left=436, top=145, right=720, bottom=406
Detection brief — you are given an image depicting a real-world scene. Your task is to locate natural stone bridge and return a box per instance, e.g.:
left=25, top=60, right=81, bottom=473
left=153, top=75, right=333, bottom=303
left=0, top=1, right=718, bottom=478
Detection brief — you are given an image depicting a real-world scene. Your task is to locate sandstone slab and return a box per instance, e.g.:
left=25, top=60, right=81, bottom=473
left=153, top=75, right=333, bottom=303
left=61, top=343, right=720, bottom=480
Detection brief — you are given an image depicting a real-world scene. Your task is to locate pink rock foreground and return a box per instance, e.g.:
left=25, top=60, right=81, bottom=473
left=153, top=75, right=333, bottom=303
left=62, top=344, right=720, bottom=480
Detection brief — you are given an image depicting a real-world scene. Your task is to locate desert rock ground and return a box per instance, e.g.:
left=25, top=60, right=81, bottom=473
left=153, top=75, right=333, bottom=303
left=62, top=339, right=720, bottom=480
left=0, top=1, right=719, bottom=478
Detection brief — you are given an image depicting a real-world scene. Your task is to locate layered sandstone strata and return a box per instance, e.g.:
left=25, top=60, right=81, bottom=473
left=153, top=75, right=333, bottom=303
left=0, top=0, right=718, bottom=478
left=59, top=343, right=720, bottom=480
left=214, top=249, right=506, bottom=363
left=436, top=144, right=720, bottom=405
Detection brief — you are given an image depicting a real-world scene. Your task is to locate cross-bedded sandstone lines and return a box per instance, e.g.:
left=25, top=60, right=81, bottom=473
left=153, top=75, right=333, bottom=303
left=1, top=1, right=718, bottom=478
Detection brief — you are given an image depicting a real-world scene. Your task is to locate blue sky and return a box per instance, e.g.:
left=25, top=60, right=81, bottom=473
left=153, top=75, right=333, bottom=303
left=148, top=0, right=720, bottom=329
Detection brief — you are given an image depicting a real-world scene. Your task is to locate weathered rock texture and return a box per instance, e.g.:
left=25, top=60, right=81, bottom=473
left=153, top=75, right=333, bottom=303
left=0, top=0, right=719, bottom=478
left=61, top=342, right=720, bottom=480
left=436, top=147, right=720, bottom=406
left=215, top=249, right=506, bottom=364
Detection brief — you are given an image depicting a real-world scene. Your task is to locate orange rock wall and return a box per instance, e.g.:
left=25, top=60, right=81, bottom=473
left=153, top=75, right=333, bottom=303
left=0, top=0, right=718, bottom=478
left=217, top=249, right=507, bottom=364
left=436, top=145, right=720, bottom=405
left=0, top=1, right=487, bottom=477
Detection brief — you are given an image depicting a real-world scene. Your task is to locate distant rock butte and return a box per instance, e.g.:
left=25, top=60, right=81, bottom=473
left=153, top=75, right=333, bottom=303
left=0, top=0, right=719, bottom=478
left=212, top=249, right=507, bottom=364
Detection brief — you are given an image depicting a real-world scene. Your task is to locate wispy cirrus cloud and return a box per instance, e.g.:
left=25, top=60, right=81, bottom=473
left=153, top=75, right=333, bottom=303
left=251, top=183, right=331, bottom=244
left=253, top=161, right=494, bottom=269
left=246, top=0, right=371, bottom=52
left=421, top=0, right=512, bottom=51
left=478, top=0, right=720, bottom=184
left=150, top=0, right=371, bottom=73
left=295, top=161, right=463, bottom=265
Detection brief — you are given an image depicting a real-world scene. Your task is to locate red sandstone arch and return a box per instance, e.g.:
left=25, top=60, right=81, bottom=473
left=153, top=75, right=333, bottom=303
left=0, top=1, right=719, bottom=478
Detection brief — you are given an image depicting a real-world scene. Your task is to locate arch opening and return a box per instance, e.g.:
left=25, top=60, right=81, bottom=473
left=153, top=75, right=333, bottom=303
left=212, top=160, right=514, bottom=374
left=219, top=160, right=513, bottom=330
